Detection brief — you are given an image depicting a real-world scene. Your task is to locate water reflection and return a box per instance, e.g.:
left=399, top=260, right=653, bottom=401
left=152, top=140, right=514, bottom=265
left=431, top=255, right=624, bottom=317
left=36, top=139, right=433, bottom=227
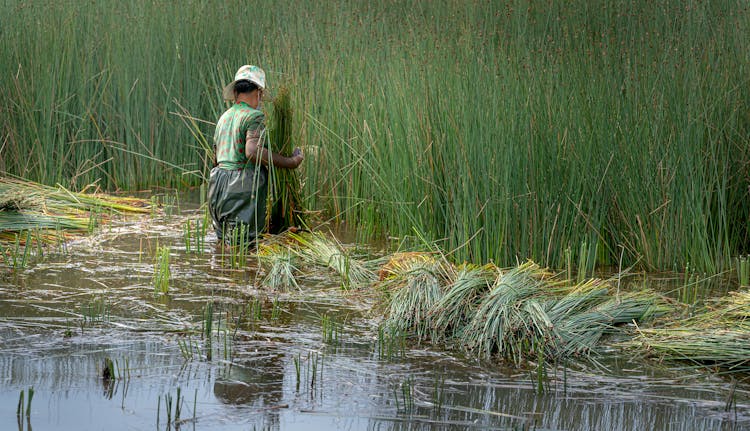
left=213, top=344, right=285, bottom=429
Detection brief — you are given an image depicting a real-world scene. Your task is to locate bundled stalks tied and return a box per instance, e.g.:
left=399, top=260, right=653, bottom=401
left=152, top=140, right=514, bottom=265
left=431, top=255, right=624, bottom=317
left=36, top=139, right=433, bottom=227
left=427, top=263, right=496, bottom=342
left=460, top=261, right=555, bottom=362
left=382, top=257, right=449, bottom=339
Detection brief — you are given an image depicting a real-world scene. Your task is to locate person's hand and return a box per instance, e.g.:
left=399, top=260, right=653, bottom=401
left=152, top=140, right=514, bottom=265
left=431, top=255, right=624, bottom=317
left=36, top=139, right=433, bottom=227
left=292, top=147, right=304, bottom=167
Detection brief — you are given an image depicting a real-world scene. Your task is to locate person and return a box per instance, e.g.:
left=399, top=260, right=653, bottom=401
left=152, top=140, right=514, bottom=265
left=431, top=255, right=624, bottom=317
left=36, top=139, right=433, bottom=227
left=208, top=65, right=304, bottom=246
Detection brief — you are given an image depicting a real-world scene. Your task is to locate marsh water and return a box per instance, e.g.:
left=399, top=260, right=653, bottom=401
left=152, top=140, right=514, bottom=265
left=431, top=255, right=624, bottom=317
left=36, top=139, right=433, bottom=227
left=1, top=193, right=748, bottom=431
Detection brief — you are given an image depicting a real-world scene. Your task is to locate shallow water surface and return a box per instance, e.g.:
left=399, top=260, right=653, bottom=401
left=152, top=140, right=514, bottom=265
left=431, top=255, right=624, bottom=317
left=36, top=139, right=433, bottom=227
left=1, top=203, right=748, bottom=431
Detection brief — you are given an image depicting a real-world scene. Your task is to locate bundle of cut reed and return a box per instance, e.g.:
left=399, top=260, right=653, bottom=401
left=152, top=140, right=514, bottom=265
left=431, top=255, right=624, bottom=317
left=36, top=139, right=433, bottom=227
left=287, top=231, right=375, bottom=288
left=0, top=176, right=151, bottom=246
left=0, top=176, right=150, bottom=214
left=459, top=261, right=556, bottom=361
left=381, top=257, right=449, bottom=339
left=626, top=289, right=750, bottom=372
left=427, top=264, right=495, bottom=341
left=266, top=85, right=305, bottom=232
left=255, top=241, right=299, bottom=291
left=553, top=289, right=664, bottom=357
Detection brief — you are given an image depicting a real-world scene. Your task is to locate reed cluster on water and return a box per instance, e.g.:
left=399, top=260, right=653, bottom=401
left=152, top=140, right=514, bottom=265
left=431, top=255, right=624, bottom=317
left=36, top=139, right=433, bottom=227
left=254, top=231, right=666, bottom=365
left=1, top=0, right=748, bottom=272
left=0, top=176, right=152, bottom=263
left=623, top=288, right=750, bottom=371
left=379, top=256, right=666, bottom=364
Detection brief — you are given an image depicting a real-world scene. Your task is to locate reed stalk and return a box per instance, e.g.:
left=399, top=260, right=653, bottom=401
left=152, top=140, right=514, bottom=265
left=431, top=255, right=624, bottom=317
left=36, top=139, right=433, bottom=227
left=203, top=302, right=213, bottom=361
left=737, top=256, right=749, bottom=288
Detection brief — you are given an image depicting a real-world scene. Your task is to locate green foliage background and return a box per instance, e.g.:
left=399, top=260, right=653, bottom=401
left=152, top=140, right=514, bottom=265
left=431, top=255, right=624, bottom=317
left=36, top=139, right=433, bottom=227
left=1, top=0, right=748, bottom=270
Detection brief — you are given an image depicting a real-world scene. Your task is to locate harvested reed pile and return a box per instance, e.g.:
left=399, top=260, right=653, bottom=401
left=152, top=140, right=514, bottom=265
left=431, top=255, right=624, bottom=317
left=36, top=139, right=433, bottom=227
left=251, top=231, right=664, bottom=364
left=380, top=254, right=449, bottom=339
left=284, top=231, right=376, bottom=288
left=379, top=258, right=665, bottom=364
left=625, top=289, right=750, bottom=372
left=0, top=176, right=151, bottom=246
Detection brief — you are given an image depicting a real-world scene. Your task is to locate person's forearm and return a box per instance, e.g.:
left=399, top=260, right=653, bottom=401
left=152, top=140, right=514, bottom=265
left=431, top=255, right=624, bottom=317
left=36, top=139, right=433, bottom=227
left=246, top=131, right=302, bottom=168
left=248, top=146, right=300, bottom=169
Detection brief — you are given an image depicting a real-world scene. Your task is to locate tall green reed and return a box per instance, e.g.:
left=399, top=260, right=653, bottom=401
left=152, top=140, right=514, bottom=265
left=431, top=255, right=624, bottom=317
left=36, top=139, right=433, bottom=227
left=2, top=0, right=748, bottom=272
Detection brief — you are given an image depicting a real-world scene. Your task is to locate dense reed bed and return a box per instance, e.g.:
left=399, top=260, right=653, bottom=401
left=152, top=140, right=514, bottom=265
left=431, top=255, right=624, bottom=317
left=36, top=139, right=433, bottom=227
left=2, top=0, right=748, bottom=271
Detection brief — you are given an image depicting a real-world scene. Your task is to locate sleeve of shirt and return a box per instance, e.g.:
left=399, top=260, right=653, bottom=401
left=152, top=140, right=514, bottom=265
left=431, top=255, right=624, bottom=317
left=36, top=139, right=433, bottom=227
left=245, top=112, right=265, bottom=133
left=242, top=112, right=268, bottom=148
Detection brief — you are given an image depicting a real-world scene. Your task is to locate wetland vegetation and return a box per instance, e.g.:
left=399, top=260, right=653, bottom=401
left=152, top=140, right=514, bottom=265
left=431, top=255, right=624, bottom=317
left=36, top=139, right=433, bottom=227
left=1, top=0, right=749, bottom=430
left=2, top=0, right=748, bottom=270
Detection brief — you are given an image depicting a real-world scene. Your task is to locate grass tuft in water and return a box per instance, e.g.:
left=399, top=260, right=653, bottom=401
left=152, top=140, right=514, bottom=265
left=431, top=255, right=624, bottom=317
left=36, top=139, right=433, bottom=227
left=153, top=246, right=171, bottom=294
left=377, top=324, right=407, bottom=360
left=183, top=218, right=207, bottom=254
left=321, top=314, right=340, bottom=346
left=393, top=377, right=414, bottom=415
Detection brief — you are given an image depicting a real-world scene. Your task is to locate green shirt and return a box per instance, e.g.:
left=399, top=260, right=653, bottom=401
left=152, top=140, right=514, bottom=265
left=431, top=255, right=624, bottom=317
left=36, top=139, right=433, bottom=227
left=213, top=102, right=265, bottom=170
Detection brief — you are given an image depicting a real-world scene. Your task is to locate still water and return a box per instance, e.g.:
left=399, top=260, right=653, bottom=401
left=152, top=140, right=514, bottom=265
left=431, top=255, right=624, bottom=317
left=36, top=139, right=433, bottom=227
left=1, top=196, right=747, bottom=430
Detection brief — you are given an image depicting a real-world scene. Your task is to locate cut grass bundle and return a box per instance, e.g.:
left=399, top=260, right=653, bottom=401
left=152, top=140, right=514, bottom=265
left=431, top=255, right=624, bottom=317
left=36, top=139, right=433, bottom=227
left=256, top=242, right=299, bottom=291
left=382, top=258, right=448, bottom=340
left=0, top=176, right=151, bottom=248
left=427, top=264, right=495, bottom=342
left=288, top=231, right=375, bottom=289
left=553, top=289, right=665, bottom=357
left=626, top=288, right=750, bottom=372
left=460, top=261, right=555, bottom=362
left=266, top=85, right=305, bottom=232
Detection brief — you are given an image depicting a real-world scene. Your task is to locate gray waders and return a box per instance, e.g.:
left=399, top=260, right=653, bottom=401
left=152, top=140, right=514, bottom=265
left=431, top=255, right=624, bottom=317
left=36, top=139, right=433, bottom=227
left=208, top=165, right=268, bottom=246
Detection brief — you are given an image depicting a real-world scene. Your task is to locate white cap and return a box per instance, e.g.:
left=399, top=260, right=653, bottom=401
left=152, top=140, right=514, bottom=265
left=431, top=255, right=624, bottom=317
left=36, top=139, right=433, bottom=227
left=222, top=65, right=266, bottom=101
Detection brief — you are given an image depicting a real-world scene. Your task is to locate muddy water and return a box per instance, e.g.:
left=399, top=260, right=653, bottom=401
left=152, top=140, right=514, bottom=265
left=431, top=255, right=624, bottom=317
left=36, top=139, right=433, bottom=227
left=1, top=196, right=748, bottom=430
